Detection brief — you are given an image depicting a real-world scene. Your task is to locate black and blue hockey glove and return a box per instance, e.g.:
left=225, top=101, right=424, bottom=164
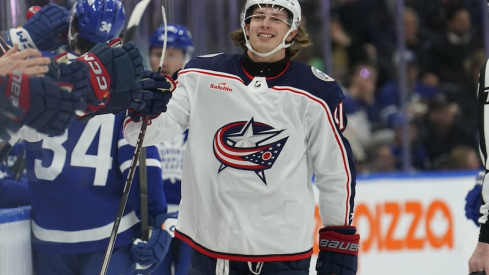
left=131, top=211, right=177, bottom=273
left=0, top=70, right=88, bottom=137
left=76, top=38, right=144, bottom=116
left=128, top=70, right=175, bottom=122
left=316, top=226, right=360, bottom=275
left=7, top=4, right=69, bottom=51
left=465, top=171, right=485, bottom=227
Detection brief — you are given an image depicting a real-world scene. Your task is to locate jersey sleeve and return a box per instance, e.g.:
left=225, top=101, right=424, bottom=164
left=477, top=59, right=489, bottom=242
left=308, top=81, right=356, bottom=227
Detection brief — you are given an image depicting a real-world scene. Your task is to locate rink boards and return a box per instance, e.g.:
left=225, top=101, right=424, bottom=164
left=0, top=172, right=480, bottom=275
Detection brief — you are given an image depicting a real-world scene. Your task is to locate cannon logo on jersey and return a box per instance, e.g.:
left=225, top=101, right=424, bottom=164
left=213, top=117, right=288, bottom=185
left=311, top=66, right=334, bottom=82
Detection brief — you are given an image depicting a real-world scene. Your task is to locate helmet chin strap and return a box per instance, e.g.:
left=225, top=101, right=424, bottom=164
left=243, top=27, right=294, bottom=58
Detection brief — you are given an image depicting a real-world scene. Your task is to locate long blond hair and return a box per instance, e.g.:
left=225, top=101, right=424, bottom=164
left=230, top=25, right=312, bottom=60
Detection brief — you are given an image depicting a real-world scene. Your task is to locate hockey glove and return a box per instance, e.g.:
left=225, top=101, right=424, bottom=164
left=131, top=211, right=178, bottom=273
left=80, top=78, right=156, bottom=119
left=128, top=70, right=175, bottom=122
left=465, top=171, right=485, bottom=227
left=7, top=4, right=69, bottom=51
left=0, top=71, right=87, bottom=137
left=76, top=39, right=144, bottom=115
left=316, top=226, right=359, bottom=275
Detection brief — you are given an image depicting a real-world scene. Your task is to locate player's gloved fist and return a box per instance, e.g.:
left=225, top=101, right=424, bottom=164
left=465, top=171, right=485, bottom=227
left=0, top=71, right=87, bottom=136
left=79, top=78, right=156, bottom=119
left=8, top=4, right=69, bottom=51
left=76, top=38, right=144, bottom=114
left=316, top=226, right=359, bottom=275
left=58, top=60, right=90, bottom=102
left=131, top=211, right=177, bottom=273
left=127, top=71, right=175, bottom=122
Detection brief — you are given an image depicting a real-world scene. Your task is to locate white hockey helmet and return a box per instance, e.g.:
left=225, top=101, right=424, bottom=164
left=240, top=0, right=301, bottom=58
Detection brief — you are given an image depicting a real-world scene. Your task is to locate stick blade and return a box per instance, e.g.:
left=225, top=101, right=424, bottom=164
left=122, top=0, right=151, bottom=43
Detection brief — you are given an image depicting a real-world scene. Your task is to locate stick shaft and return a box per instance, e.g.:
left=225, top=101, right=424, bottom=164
left=99, top=116, right=150, bottom=275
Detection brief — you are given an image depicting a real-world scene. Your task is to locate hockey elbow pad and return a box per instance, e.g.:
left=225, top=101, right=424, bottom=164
left=316, top=226, right=359, bottom=275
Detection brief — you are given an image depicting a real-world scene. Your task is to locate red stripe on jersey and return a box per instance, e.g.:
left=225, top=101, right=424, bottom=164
left=175, top=230, right=313, bottom=262
left=271, top=86, right=352, bottom=225
left=179, top=69, right=244, bottom=84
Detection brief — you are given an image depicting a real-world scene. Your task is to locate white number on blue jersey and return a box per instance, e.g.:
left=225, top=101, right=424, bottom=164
left=34, top=131, right=68, bottom=181
left=100, top=22, right=112, bottom=33
left=34, top=116, right=115, bottom=186
left=71, top=116, right=115, bottom=186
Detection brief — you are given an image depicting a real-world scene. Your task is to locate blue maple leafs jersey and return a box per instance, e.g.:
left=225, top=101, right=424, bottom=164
left=125, top=53, right=356, bottom=261
left=157, top=130, right=188, bottom=207
left=25, top=113, right=166, bottom=254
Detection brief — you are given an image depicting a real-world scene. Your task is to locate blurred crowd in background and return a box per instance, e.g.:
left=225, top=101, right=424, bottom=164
left=297, top=0, right=485, bottom=174
left=2, top=0, right=487, bottom=174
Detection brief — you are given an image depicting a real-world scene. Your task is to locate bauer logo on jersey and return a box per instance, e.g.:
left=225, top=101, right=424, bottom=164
left=213, top=118, right=289, bottom=185
left=311, top=66, right=334, bottom=82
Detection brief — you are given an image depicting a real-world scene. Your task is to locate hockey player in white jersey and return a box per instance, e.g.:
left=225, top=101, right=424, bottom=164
left=21, top=1, right=174, bottom=274
left=125, top=0, right=359, bottom=274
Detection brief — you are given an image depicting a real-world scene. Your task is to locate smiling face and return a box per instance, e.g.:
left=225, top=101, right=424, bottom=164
left=244, top=5, right=297, bottom=62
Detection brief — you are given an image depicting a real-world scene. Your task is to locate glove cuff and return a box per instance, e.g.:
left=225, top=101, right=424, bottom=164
left=8, top=28, right=37, bottom=50
left=318, top=226, right=360, bottom=256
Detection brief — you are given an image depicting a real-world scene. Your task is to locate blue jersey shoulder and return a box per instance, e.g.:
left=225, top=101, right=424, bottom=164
left=286, top=61, right=345, bottom=106
left=184, top=53, right=240, bottom=74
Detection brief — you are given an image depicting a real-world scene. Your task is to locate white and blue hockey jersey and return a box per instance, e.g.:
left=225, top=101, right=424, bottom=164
left=156, top=130, right=188, bottom=209
left=124, top=53, right=356, bottom=262
left=25, top=113, right=166, bottom=254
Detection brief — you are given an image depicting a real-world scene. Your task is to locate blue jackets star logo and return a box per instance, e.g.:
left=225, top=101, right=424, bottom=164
left=213, top=118, right=289, bottom=185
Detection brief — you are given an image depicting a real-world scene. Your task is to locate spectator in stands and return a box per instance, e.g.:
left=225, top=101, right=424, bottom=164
left=403, top=7, right=438, bottom=88
left=391, top=121, right=429, bottom=171
left=366, top=144, right=396, bottom=173
left=375, top=49, right=438, bottom=130
left=426, top=6, right=483, bottom=88
left=419, top=92, right=477, bottom=170
left=447, top=145, right=481, bottom=170
left=342, top=62, right=393, bottom=165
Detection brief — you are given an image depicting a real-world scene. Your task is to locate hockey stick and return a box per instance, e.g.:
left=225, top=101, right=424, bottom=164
left=122, top=0, right=152, bottom=44
left=139, top=146, right=149, bottom=242
left=98, top=5, right=168, bottom=275
left=139, top=0, right=168, bottom=248
left=12, top=148, right=26, bottom=181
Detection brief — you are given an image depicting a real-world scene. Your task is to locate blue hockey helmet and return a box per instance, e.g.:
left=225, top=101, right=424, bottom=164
left=71, top=0, right=126, bottom=44
left=149, top=24, right=194, bottom=57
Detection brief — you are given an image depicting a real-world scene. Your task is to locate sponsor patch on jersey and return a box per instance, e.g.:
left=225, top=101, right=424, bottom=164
left=311, top=66, right=334, bottom=82
left=198, top=53, right=223, bottom=58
